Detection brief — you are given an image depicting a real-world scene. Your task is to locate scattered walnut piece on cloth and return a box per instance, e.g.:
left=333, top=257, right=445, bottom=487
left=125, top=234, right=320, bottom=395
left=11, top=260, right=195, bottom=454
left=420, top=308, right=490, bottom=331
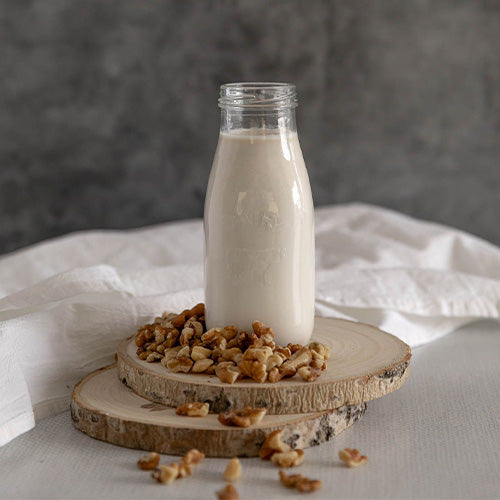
left=271, top=449, right=304, bottom=468
left=149, top=448, right=204, bottom=485
left=137, top=452, right=160, bottom=470
left=279, top=470, right=322, bottom=493
left=338, top=448, right=368, bottom=468
left=151, top=464, right=179, bottom=484
left=223, top=457, right=242, bottom=482
left=216, top=484, right=239, bottom=500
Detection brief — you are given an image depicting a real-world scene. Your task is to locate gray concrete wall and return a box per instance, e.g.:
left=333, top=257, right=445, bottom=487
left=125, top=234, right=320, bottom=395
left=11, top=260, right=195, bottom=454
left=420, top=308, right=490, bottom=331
left=1, top=0, right=499, bottom=254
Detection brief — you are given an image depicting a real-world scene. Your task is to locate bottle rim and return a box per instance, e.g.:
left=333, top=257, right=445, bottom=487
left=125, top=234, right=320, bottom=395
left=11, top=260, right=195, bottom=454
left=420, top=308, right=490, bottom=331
left=219, top=82, right=298, bottom=110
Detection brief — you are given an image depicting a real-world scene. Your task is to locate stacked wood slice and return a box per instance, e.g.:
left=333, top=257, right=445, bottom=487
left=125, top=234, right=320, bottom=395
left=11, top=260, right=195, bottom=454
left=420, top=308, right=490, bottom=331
left=71, top=315, right=411, bottom=457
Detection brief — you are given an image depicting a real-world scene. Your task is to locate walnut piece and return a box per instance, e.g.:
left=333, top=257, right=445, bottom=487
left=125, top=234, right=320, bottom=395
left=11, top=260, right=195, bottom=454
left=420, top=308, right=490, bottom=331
left=270, top=449, right=304, bottom=468
left=245, top=407, right=267, bottom=425
left=287, top=343, right=303, bottom=354
left=252, top=320, right=273, bottom=338
left=154, top=327, right=166, bottom=343
left=252, top=321, right=276, bottom=348
left=171, top=312, right=188, bottom=329
left=201, top=328, right=222, bottom=345
left=216, top=484, right=239, bottom=500
left=274, top=346, right=291, bottom=360
left=136, top=306, right=328, bottom=385
left=268, top=367, right=282, bottom=383
left=266, top=353, right=284, bottom=371
left=296, top=478, right=323, bottom=493
left=176, top=462, right=192, bottom=478
left=182, top=448, right=205, bottom=466
left=167, top=356, right=193, bottom=373
left=192, top=358, right=214, bottom=373
left=188, top=303, right=205, bottom=317
left=164, top=328, right=180, bottom=347
left=310, top=358, right=327, bottom=371
left=175, top=402, right=209, bottom=418
left=242, top=346, right=273, bottom=363
left=191, top=345, right=212, bottom=361
left=221, top=325, right=238, bottom=340
left=308, top=341, right=330, bottom=360
left=151, top=448, right=204, bottom=484
left=146, top=352, right=162, bottom=363
left=279, top=470, right=303, bottom=488
left=135, top=324, right=154, bottom=347
left=219, top=411, right=247, bottom=428
left=171, top=304, right=204, bottom=329
left=215, top=362, right=240, bottom=384
left=338, top=448, right=368, bottom=468
left=279, top=347, right=312, bottom=377
left=259, top=430, right=291, bottom=460
left=180, top=327, right=194, bottom=345
left=297, top=365, right=322, bottom=382
left=218, top=407, right=267, bottom=428
left=152, top=463, right=179, bottom=484
left=137, top=452, right=160, bottom=470
left=145, top=342, right=159, bottom=352
left=279, top=364, right=296, bottom=379
left=238, top=359, right=267, bottom=383
left=161, top=346, right=182, bottom=365
left=177, top=345, right=191, bottom=358
left=221, top=347, right=243, bottom=363
left=185, top=318, right=204, bottom=336
left=279, top=471, right=322, bottom=493
left=223, top=457, right=242, bottom=482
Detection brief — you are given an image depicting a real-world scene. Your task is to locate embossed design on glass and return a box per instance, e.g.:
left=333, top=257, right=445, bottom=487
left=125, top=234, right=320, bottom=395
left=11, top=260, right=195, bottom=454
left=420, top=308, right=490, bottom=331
left=204, top=83, right=315, bottom=345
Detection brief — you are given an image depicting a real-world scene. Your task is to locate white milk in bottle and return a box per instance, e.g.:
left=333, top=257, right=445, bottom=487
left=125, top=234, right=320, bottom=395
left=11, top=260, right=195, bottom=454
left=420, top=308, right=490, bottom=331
left=204, top=83, right=315, bottom=345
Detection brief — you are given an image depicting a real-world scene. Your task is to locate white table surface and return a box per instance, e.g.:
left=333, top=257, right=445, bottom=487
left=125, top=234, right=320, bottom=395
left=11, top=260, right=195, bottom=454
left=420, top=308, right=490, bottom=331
left=1, top=320, right=499, bottom=500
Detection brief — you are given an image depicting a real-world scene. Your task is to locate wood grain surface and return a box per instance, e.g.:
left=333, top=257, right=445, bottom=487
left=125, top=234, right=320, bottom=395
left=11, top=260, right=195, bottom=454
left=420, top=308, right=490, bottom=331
left=117, top=317, right=411, bottom=414
left=71, top=365, right=366, bottom=457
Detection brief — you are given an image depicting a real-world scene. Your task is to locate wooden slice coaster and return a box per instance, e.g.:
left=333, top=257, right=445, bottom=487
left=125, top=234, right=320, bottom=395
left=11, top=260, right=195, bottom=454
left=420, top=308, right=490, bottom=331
left=117, top=317, right=411, bottom=415
left=71, top=365, right=366, bottom=457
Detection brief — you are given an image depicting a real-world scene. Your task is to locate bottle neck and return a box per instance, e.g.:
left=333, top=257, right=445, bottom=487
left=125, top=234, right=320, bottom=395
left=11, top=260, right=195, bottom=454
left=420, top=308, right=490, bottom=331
left=218, top=83, right=298, bottom=135
left=220, top=107, right=297, bottom=134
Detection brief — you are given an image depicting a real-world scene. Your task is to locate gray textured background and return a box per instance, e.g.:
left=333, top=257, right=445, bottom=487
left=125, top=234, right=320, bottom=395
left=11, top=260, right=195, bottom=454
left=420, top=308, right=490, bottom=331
left=1, top=0, right=499, bottom=254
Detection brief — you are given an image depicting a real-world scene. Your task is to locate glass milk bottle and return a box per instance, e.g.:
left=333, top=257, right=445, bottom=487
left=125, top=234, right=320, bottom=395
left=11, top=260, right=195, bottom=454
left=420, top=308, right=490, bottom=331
left=204, top=83, right=315, bottom=345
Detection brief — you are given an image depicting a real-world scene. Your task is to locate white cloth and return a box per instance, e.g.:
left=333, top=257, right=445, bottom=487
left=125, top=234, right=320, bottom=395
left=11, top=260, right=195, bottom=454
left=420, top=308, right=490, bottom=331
left=2, top=322, right=499, bottom=500
left=1, top=203, right=500, bottom=447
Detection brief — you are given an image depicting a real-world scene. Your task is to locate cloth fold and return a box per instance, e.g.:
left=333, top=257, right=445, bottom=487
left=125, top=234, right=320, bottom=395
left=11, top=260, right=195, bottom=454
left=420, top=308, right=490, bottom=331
left=1, top=203, right=500, bottom=446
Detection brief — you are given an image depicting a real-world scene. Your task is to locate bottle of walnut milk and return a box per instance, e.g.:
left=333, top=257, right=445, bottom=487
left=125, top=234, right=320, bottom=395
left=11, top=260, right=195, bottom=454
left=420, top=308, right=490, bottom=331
left=204, top=83, right=315, bottom=345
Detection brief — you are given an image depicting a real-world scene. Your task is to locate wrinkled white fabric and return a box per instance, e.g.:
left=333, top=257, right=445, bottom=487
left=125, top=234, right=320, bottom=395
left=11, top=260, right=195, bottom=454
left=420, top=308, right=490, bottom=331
left=1, top=203, right=500, bottom=446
